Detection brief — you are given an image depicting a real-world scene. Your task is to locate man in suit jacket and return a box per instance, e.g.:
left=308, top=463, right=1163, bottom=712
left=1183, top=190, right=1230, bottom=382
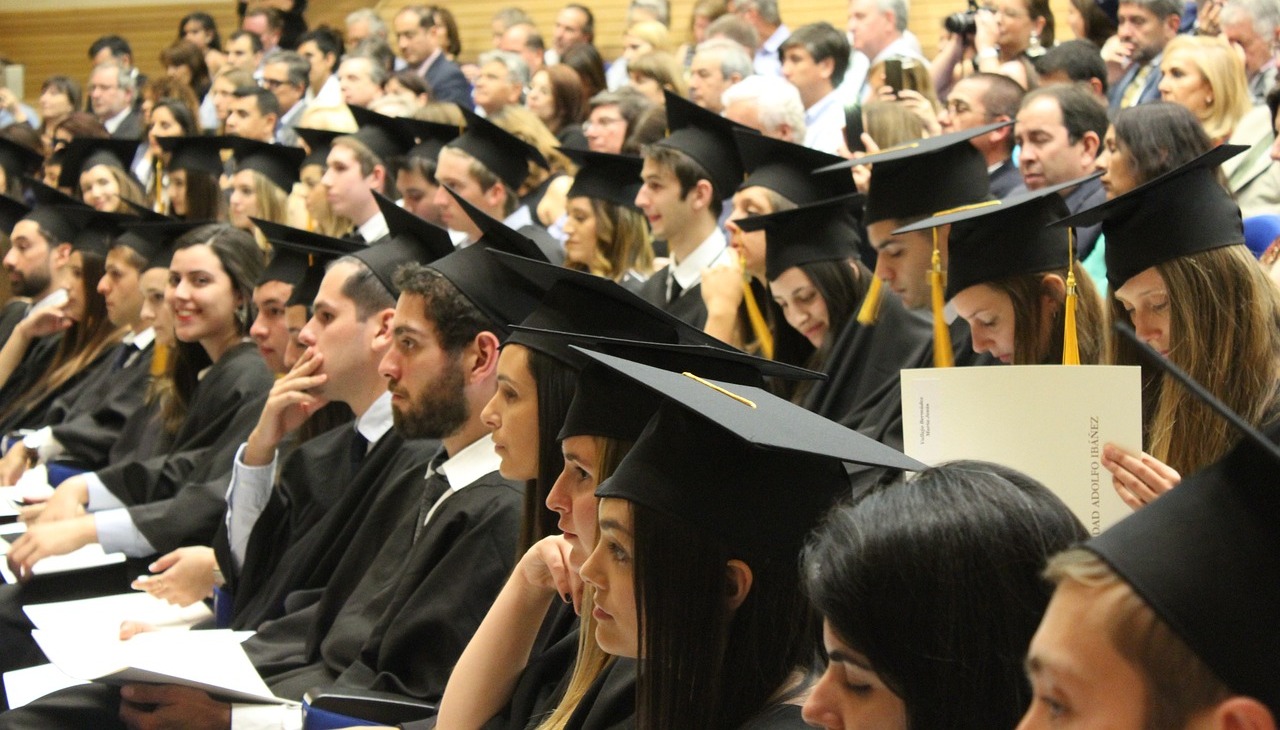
left=1106, top=0, right=1183, bottom=114
left=392, top=5, right=473, bottom=108
left=88, top=62, right=142, bottom=140
left=939, top=73, right=1025, bottom=199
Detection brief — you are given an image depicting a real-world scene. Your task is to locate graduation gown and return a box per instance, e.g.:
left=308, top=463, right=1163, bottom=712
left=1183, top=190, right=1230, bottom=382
left=0, top=300, right=27, bottom=350
left=217, top=426, right=438, bottom=630
left=36, top=339, right=152, bottom=469
left=94, top=342, right=272, bottom=509
left=244, top=465, right=524, bottom=704
left=480, top=601, right=581, bottom=730
left=635, top=269, right=709, bottom=330
left=0, top=333, right=60, bottom=417
left=561, top=658, right=636, bottom=730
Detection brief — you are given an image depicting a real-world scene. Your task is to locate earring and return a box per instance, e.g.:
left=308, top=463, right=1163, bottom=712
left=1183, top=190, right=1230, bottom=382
left=1206, top=96, right=1214, bottom=106
left=1028, top=30, right=1044, bottom=57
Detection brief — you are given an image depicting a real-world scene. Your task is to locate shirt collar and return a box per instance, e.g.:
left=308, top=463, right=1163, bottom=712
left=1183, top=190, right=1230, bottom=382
left=434, top=433, right=501, bottom=492
left=356, top=391, right=395, bottom=446
left=761, top=24, right=790, bottom=53
left=127, top=327, right=156, bottom=350
left=503, top=205, right=534, bottom=231
left=415, top=49, right=443, bottom=76
left=804, top=89, right=841, bottom=122
left=669, top=227, right=729, bottom=290
left=357, top=212, right=389, bottom=243
left=103, top=106, right=131, bottom=133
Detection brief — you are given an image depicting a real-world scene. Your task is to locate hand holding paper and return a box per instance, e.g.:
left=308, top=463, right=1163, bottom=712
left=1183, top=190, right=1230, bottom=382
left=1100, top=445, right=1181, bottom=510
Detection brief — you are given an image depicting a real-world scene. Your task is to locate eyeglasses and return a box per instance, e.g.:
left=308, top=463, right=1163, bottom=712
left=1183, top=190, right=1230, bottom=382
left=582, top=117, right=623, bottom=132
left=260, top=78, right=289, bottom=89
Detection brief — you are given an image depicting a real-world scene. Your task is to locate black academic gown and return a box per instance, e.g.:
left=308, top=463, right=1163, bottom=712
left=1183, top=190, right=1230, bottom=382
left=561, top=658, right=636, bottom=730
left=0, top=333, right=60, bottom=416
left=635, top=268, right=709, bottom=330
left=35, top=339, right=152, bottom=470
left=473, top=601, right=581, bottom=730
left=0, top=300, right=27, bottom=349
left=243, top=462, right=524, bottom=705
left=216, top=425, right=438, bottom=630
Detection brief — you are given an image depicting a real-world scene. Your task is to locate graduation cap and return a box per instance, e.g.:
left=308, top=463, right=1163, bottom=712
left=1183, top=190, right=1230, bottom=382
left=56, top=137, right=139, bottom=190
left=0, top=195, right=31, bottom=235
left=442, top=185, right=549, bottom=260
left=735, top=193, right=864, bottom=281
left=654, top=90, right=753, bottom=201
left=18, top=186, right=87, bottom=246
left=445, top=108, right=548, bottom=192
left=157, top=135, right=226, bottom=177
left=65, top=208, right=133, bottom=256
left=581, top=348, right=926, bottom=559
left=492, top=249, right=736, bottom=366
left=0, top=137, right=44, bottom=182
left=401, top=117, right=462, bottom=163
left=733, top=129, right=855, bottom=204
left=820, top=122, right=1003, bottom=225
left=374, top=192, right=456, bottom=261
left=116, top=218, right=210, bottom=268
left=1053, top=145, right=1247, bottom=292
left=559, top=335, right=825, bottom=443
left=251, top=217, right=364, bottom=302
left=295, top=127, right=344, bottom=169
left=562, top=147, right=643, bottom=210
left=1082, top=322, right=1280, bottom=714
left=224, top=137, right=305, bottom=192
left=347, top=105, right=417, bottom=164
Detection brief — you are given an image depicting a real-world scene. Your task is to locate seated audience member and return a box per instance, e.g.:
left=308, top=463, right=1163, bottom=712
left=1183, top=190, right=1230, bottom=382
left=224, top=137, right=303, bottom=247
left=627, top=51, right=688, bottom=106
left=261, top=50, right=310, bottom=146
left=296, top=27, right=344, bottom=109
left=473, top=50, right=530, bottom=117
left=489, top=105, right=576, bottom=232
left=58, top=137, right=146, bottom=214
left=720, top=74, right=806, bottom=143
left=560, top=149, right=656, bottom=291
left=583, top=88, right=652, bottom=154
left=939, top=73, right=1024, bottom=197
left=1034, top=39, right=1110, bottom=99
left=560, top=42, right=608, bottom=102
left=689, top=37, right=755, bottom=114
left=393, top=5, right=473, bottom=108
left=780, top=22, right=852, bottom=154
left=607, top=20, right=671, bottom=90
left=1221, top=0, right=1278, bottom=103
left=1105, top=0, right=1182, bottom=114
left=154, top=135, right=226, bottom=221
left=224, top=85, right=278, bottom=143
left=526, top=65, right=589, bottom=148
left=337, top=53, right=388, bottom=109
left=1067, top=0, right=1118, bottom=48
left=677, top=0, right=729, bottom=70
left=177, top=11, right=226, bottom=79
left=35, top=76, right=82, bottom=151
left=323, top=106, right=418, bottom=244
left=803, top=461, right=1086, bottom=729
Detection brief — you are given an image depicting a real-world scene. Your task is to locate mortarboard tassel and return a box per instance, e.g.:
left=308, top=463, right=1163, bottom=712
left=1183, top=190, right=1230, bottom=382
left=1062, top=227, right=1080, bottom=365
left=150, top=343, right=169, bottom=377
left=153, top=159, right=165, bottom=214
left=930, top=227, right=953, bottom=367
left=741, top=275, right=774, bottom=359
left=857, top=274, right=884, bottom=325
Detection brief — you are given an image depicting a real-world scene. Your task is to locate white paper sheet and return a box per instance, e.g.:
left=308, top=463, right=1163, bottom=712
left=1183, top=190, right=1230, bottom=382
left=0, top=467, right=54, bottom=504
left=2, top=663, right=88, bottom=708
left=900, top=365, right=1143, bottom=534
left=0, top=543, right=125, bottom=583
left=24, top=592, right=213, bottom=635
left=32, top=629, right=281, bottom=704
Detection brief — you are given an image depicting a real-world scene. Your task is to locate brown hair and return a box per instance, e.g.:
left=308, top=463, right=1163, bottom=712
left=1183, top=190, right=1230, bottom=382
left=567, top=198, right=655, bottom=283
left=1045, top=549, right=1232, bottom=725
left=628, top=51, right=688, bottom=98
left=1108, top=245, right=1280, bottom=474
left=539, top=65, right=588, bottom=133
left=987, top=261, right=1105, bottom=365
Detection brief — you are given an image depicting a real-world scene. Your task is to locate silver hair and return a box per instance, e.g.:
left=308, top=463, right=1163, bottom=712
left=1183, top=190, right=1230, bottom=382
left=479, top=49, right=531, bottom=89
left=345, top=8, right=389, bottom=38
left=720, top=75, right=806, bottom=140
left=92, top=62, right=135, bottom=95
left=1222, top=0, right=1280, bottom=40
left=263, top=50, right=310, bottom=88
left=696, top=37, right=755, bottom=80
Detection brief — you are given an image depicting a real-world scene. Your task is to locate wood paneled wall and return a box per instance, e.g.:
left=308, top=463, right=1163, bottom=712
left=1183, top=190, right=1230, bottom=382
left=0, top=0, right=1072, bottom=104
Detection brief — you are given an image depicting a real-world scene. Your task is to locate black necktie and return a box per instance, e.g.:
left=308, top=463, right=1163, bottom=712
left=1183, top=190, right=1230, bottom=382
left=668, top=271, right=683, bottom=304
left=413, top=453, right=452, bottom=544
left=343, top=228, right=364, bottom=243
left=348, top=431, right=368, bottom=471
left=112, top=343, right=140, bottom=370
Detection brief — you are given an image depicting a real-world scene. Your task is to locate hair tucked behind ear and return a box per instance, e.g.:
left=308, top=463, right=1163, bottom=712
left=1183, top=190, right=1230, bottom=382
left=522, top=347, right=578, bottom=553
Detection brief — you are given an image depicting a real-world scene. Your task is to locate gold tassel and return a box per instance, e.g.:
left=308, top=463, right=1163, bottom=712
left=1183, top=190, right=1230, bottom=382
left=931, top=227, right=953, bottom=368
left=150, top=343, right=169, bottom=377
left=153, top=159, right=165, bottom=213
left=857, top=275, right=884, bottom=325
left=741, top=277, right=774, bottom=359
left=1062, top=228, right=1080, bottom=365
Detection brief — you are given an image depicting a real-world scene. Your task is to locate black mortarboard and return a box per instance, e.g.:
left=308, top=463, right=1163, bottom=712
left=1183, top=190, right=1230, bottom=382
left=0, top=138, right=44, bottom=182
left=375, top=192, right=456, bottom=260
left=655, top=90, right=753, bottom=200
left=224, top=137, right=305, bottom=192
left=1052, top=145, right=1247, bottom=292
left=24, top=177, right=85, bottom=209
left=347, top=194, right=456, bottom=297
left=56, top=137, right=139, bottom=190
left=736, top=193, right=865, bottom=281
left=442, top=185, right=550, bottom=261
left=251, top=217, right=364, bottom=300
left=347, top=105, right=417, bottom=164
left=157, top=135, right=227, bottom=177
left=493, top=249, right=733, bottom=366
left=66, top=208, right=134, bottom=256
left=582, top=348, right=926, bottom=559
left=0, top=195, right=31, bottom=234
left=118, top=199, right=169, bottom=221
left=116, top=219, right=210, bottom=268
left=895, top=175, right=1092, bottom=299
left=445, top=108, right=548, bottom=191
left=294, top=127, right=344, bottom=169
left=558, top=336, right=825, bottom=443
left=1084, top=323, right=1280, bottom=714
left=20, top=190, right=85, bottom=246
left=401, top=117, right=462, bottom=162
left=733, top=129, right=854, bottom=204
left=562, top=147, right=643, bottom=209
left=821, top=123, right=1003, bottom=224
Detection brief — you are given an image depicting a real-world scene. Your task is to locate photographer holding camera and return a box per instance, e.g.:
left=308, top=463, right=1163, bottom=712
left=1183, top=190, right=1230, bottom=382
left=930, top=0, right=1053, bottom=95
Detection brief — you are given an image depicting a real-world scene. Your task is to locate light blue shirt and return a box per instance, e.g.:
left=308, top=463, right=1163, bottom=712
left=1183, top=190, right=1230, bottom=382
left=754, top=24, right=790, bottom=77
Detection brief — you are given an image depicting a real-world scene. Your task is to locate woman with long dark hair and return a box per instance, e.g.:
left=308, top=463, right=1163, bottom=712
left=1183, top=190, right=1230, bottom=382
left=155, top=135, right=226, bottom=221
left=559, top=149, right=654, bottom=292
left=801, top=461, right=1087, bottom=728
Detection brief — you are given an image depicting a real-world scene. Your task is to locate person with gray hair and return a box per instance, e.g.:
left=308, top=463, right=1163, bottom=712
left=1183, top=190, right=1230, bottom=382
left=474, top=50, right=529, bottom=115
left=689, top=37, right=755, bottom=113
left=1106, top=0, right=1183, bottom=112
left=629, top=0, right=672, bottom=26
left=87, top=61, right=142, bottom=139
left=842, top=0, right=926, bottom=102
left=338, top=53, right=388, bottom=108
left=721, top=74, right=807, bottom=142
left=730, top=0, right=789, bottom=75
left=345, top=8, right=390, bottom=53
left=1222, top=0, right=1280, bottom=102
left=262, top=50, right=310, bottom=146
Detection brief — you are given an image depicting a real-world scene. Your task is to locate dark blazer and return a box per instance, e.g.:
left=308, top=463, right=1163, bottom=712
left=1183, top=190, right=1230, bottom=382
left=989, top=158, right=1022, bottom=199
left=110, top=109, right=144, bottom=140
left=424, top=56, right=473, bottom=108
left=1107, top=57, right=1164, bottom=114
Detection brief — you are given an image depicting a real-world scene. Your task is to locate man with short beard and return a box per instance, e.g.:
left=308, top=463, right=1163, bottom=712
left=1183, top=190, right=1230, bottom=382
left=0, top=199, right=73, bottom=348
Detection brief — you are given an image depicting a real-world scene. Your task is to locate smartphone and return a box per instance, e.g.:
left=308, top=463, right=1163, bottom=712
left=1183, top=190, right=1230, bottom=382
left=885, top=59, right=904, bottom=95
left=843, top=104, right=865, bottom=154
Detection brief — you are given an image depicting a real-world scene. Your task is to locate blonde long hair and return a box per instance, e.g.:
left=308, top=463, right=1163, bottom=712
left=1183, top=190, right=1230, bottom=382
left=1163, top=35, right=1252, bottom=142
left=988, top=261, right=1106, bottom=365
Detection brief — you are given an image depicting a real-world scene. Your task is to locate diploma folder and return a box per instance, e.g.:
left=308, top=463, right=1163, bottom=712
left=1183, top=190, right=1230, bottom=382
left=900, top=365, right=1142, bottom=535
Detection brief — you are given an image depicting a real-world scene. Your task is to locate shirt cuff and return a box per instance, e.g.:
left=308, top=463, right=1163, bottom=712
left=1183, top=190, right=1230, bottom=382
left=84, top=472, right=124, bottom=512
left=231, top=703, right=303, bottom=730
left=92, top=508, right=156, bottom=557
left=225, top=443, right=278, bottom=572
left=23, top=427, right=65, bottom=462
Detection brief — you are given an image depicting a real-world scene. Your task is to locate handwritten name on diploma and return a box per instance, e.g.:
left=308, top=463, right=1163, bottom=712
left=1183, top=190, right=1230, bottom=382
left=916, top=397, right=930, bottom=445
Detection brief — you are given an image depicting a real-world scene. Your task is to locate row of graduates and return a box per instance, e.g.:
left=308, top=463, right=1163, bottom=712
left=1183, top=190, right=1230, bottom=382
left=0, top=84, right=1270, bottom=727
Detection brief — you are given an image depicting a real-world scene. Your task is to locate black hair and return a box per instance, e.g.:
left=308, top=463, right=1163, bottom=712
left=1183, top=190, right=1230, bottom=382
left=392, top=263, right=493, bottom=355
left=232, top=84, right=280, bottom=117
left=178, top=12, right=223, bottom=51
left=153, top=97, right=198, bottom=136
left=176, top=169, right=225, bottom=221
left=331, top=256, right=396, bottom=320
left=522, top=346, right=577, bottom=553
left=777, top=258, right=866, bottom=404
left=779, top=22, right=851, bottom=87
left=644, top=145, right=724, bottom=218
left=229, top=29, right=264, bottom=54
left=88, top=35, right=132, bottom=61
left=565, top=3, right=597, bottom=41
left=1034, top=39, right=1109, bottom=94
left=1022, top=82, right=1108, bottom=146
left=802, top=461, right=1088, bottom=728
left=1112, top=101, right=1214, bottom=185
left=298, top=27, right=344, bottom=70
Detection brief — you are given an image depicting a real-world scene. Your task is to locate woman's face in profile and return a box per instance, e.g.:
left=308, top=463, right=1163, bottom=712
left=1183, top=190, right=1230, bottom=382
left=1096, top=126, right=1140, bottom=199
left=802, top=621, right=908, bottom=730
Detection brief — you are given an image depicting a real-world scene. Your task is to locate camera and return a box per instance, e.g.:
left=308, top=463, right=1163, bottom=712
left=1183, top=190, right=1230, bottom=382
left=944, top=0, right=980, bottom=35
